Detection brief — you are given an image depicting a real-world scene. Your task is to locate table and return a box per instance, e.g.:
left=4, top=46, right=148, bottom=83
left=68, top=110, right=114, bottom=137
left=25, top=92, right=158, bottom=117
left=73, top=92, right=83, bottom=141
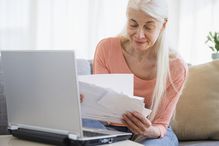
left=0, top=135, right=143, bottom=146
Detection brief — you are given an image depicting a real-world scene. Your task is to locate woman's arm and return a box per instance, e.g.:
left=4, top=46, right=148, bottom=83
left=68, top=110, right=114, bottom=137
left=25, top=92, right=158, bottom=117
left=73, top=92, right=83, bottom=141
left=93, top=39, right=110, bottom=74
left=123, top=59, right=188, bottom=138
left=152, top=59, right=188, bottom=137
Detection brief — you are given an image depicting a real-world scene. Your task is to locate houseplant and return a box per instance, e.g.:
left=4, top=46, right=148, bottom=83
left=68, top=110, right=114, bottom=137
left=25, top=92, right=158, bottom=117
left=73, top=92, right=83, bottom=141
left=205, top=32, right=219, bottom=60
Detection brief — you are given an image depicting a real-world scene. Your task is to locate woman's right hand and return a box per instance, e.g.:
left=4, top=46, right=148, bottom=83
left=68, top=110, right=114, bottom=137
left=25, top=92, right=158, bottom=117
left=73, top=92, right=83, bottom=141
left=80, top=94, right=85, bottom=103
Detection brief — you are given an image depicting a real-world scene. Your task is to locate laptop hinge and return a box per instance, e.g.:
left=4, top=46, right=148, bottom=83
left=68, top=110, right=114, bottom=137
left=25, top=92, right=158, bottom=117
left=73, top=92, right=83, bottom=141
left=68, top=133, right=79, bottom=140
left=9, top=125, right=19, bottom=130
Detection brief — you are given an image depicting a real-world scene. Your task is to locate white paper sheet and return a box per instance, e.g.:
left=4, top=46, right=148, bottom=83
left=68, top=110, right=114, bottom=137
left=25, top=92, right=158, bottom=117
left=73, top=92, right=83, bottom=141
left=78, top=74, right=151, bottom=124
left=98, top=90, right=151, bottom=123
left=78, top=74, right=133, bottom=96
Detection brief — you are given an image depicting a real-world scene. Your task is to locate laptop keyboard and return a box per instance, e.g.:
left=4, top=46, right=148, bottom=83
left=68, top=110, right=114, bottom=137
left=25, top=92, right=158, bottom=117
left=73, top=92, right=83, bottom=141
left=83, top=131, right=108, bottom=137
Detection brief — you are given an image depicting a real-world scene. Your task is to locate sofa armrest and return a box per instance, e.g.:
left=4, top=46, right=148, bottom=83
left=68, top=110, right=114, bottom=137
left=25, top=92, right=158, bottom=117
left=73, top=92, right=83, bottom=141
left=0, top=58, right=8, bottom=135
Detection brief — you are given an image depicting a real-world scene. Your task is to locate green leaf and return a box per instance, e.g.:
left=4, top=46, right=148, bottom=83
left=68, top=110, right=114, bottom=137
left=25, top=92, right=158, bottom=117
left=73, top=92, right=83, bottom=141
left=216, top=34, right=219, bottom=43
left=205, top=39, right=209, bottom=44
left=209, top=36, right=214, bottom=42
left=214, top=33, right=217, bottom=43
left=205, top=31, right=219, bottom=52
left=210, top=46, right=215, bottom=52
left=206, top=36, right=211, bottom=43
left=209, top=32, right=213, bottom=38
left=215, top=44, right=219, bottom=52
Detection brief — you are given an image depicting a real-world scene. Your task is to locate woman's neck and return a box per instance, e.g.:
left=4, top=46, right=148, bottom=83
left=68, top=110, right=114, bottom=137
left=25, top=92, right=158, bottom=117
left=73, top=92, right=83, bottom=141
left=121, top=38, right=156, bottom=62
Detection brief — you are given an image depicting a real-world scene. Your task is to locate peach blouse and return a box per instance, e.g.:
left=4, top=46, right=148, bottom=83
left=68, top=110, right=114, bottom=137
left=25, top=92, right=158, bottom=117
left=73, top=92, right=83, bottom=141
left=93, top=37, right=188, bottom=137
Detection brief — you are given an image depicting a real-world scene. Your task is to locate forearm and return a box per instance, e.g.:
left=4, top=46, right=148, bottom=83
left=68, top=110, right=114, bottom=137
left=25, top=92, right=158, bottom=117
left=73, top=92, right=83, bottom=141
left=142, top=125, right=161, bottom=138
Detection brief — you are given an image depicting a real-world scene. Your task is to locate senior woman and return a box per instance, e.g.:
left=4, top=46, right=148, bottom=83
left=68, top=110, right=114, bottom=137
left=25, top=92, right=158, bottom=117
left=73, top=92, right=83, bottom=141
left=84, top=0, right=188, bottom=145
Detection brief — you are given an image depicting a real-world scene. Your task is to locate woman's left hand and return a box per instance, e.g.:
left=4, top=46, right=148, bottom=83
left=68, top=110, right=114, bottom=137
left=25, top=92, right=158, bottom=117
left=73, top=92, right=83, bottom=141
left=122, top=111, right=160, bottom=138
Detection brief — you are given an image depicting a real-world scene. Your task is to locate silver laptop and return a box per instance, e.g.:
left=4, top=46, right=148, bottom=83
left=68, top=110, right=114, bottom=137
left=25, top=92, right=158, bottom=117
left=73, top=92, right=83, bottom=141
left=0, top=50, right=132, bottom=145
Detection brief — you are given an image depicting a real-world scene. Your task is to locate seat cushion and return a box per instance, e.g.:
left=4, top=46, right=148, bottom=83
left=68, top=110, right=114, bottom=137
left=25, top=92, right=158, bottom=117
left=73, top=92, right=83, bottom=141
left=171, top=60, right=219, bottom=140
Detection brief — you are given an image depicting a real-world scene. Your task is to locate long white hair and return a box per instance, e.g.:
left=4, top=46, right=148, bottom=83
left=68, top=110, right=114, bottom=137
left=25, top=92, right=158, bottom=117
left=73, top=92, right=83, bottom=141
left=122, top=0, right=171, bottom=120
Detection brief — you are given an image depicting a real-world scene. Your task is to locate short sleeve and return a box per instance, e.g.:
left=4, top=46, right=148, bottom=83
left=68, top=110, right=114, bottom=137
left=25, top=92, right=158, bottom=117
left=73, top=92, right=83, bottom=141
left=93, top=39, right=110, bottom=74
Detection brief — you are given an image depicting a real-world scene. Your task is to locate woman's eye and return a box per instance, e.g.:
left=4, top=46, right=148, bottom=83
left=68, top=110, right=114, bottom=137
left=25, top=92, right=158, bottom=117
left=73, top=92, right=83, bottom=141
left=144, top=26, right=153, bottom=31
left=129, top=23, right=138, bottom=27
left=145, top=27, right=152, bottom=30
left=130, top=25, right=137, bottom=27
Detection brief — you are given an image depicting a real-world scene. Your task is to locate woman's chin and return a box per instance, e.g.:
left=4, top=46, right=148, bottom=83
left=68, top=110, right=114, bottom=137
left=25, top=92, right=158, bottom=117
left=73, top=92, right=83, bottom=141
left=134, top=44, right=148, bottom=51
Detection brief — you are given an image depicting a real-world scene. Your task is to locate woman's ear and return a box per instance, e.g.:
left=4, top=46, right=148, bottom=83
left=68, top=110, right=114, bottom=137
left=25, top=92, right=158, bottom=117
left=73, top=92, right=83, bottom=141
left=161, top=19, right=168, bottom=31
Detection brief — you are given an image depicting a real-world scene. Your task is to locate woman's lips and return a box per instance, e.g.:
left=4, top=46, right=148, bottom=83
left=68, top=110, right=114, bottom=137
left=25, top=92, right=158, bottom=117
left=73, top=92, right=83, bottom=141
left=135, top=40, right=146, bottom=45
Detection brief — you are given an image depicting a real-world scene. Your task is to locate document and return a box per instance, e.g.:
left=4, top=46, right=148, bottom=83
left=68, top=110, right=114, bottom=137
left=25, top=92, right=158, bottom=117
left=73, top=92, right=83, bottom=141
left=78, top=74, right=151, bottom=124
left=78, top=74, right=133, bottom=96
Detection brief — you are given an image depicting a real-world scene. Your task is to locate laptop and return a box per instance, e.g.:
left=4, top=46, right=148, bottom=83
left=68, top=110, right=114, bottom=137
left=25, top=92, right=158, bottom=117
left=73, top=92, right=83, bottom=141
left=0, top=50, right=132, bottom=146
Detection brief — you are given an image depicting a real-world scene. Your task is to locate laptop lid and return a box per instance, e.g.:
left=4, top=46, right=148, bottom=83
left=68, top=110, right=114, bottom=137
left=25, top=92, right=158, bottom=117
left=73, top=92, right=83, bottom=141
left=1, top=50, right=83, bottom=137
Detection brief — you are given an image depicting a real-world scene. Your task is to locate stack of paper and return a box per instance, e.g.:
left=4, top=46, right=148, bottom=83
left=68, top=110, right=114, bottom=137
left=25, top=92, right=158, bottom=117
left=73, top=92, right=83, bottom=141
left=78, top=74, right=134, bottom=96
left=78, top=74, right=151, bottom=124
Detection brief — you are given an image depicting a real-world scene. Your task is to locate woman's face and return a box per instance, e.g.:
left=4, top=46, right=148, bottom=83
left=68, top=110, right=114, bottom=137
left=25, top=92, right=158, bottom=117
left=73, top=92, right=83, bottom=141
left=126, top=8, right=166, bottom=52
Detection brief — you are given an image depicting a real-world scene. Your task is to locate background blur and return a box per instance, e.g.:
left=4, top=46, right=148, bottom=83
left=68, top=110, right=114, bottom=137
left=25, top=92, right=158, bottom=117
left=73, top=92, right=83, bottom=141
left=0, top=0, right=219, bottom=65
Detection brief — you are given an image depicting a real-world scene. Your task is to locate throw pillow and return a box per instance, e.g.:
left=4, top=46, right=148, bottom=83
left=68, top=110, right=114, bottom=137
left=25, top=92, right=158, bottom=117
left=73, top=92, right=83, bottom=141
left=171, top=60, right=219, bottom=140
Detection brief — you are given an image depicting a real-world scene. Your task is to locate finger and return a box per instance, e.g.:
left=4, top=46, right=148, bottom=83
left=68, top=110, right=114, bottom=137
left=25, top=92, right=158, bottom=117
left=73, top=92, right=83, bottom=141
left=80, top=94, right=85, bottom=103
left=123, top=113, right=142, bottom=134
left=132, top=111, right=152, bottom=127
left=122, top=115, right=138, bottom=134
left=125, top=112, right=146, bottom=132
left=122, top=119, right=137, bottom=134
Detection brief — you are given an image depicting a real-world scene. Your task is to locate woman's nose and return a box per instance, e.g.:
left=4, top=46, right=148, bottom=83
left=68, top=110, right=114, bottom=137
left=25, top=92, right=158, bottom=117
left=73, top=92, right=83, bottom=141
left=136, top=28, right=145, bottom=39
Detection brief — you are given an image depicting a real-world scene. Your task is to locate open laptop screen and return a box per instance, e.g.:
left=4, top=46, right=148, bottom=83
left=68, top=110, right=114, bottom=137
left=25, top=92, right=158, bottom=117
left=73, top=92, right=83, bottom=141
left=1, top=51, right=83, bottom=136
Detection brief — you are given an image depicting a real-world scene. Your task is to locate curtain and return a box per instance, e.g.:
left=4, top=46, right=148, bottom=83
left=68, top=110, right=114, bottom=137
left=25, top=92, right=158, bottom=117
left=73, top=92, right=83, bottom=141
left=0, top=0, right=128, bottom=59
left=1, top=0, right=219, bottom=64
left=177, top=0, right=219, bottom=65
left=0, top=0, right=32, bottom=51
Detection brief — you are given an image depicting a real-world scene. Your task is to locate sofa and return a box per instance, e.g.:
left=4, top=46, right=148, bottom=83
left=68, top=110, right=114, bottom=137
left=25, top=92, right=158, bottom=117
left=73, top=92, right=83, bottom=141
left=1, top=57, right=219, bottom=146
